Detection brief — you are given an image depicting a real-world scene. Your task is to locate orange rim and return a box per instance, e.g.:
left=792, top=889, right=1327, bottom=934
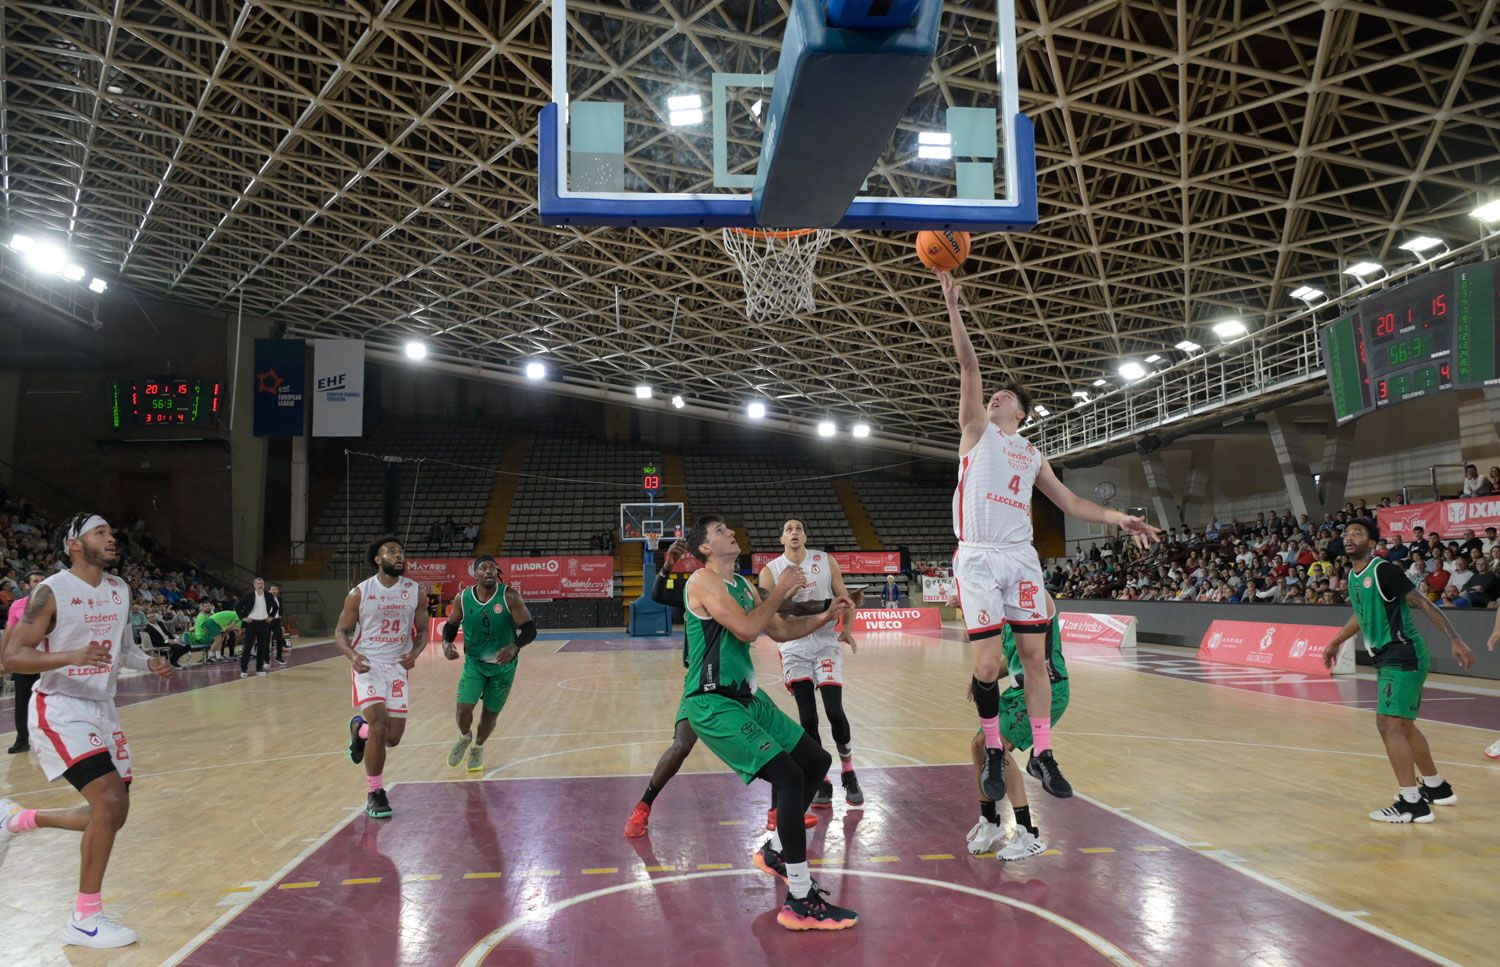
left=726, top=227, right=823, bottom=238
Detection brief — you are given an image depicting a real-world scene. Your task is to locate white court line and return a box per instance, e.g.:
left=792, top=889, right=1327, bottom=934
left=158, top=799, right=365, bottom=967
left=481, top=741, right=926, bottom=779
left=454, top=868, right=1139, bottom=967
left=1132, top=644, right=1500, bottom=698
left=1063, top=730, right=1500, bottom=774
left=1071, top=791, right=1459, bottom=967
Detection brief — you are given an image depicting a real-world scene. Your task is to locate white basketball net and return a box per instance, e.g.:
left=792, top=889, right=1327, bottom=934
left=720, top=228, right=832, bottom=320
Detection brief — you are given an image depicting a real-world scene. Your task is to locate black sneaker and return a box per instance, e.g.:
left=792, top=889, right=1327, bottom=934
left=1026, top=750, right=1074, bottom=798
left=6, top=741, right=28, bottom=754
left=841, top=771, right=865, bottom=806
left=366, top=789, right=393, bottom=819
left=347, top=715, right=367, bottom=765
left=979, top=746, right=1007, bottom=801
left=779, top=888, right=859, bottom=931
left=1419, top=781, right=1457, bottom=806
left=811, top=778, right=834, bottom=809
left=1369, top=797, right=1434, bottom=824
left=752, top=840, right=787, bottom=881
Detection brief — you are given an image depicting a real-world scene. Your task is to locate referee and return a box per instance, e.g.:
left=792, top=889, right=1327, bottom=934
left=236, top=577, right=275, bottom=677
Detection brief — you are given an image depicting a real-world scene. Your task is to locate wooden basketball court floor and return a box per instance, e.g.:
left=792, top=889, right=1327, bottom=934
left=2, top=625, right=1498, bottom=966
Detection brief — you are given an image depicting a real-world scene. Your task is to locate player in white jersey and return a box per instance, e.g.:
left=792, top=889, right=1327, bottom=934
left=335, top=537, right=424, bottom=819
left=942, top=272, right=1160, bottom=802
left=759, top=520, right=866, bottom=808
left=0, top=513, right=172, bottom=949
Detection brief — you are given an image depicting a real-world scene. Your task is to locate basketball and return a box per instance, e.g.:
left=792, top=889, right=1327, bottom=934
left=915, top=230, right=970, bottom=271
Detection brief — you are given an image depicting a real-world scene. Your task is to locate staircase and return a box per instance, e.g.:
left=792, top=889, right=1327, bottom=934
left=616, top=540, right=644, bottom=624
left=477, top=433, right=528, bottom=554
left=833, top=479, right=882, bottom=550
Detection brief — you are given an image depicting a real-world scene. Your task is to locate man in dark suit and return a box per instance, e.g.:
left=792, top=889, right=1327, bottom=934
left=267, top=583, right=289, bottom=666
left=235, top=577, right=278, bottom=677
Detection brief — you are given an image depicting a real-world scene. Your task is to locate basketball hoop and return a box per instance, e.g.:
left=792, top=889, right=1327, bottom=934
left=643, top=530, right=663, bottom=548
left=720, top=227, right=832, bottom=321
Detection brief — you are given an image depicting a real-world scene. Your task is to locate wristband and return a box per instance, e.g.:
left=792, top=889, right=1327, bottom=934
left=515, top=620, right=537, bottom=647
left=442, top=622, right=459, bottom=644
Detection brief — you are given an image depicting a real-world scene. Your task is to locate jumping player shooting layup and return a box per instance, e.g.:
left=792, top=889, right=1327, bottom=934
left=682, top=514, right=859, bottom=931
left=760, top=520, right=866, bottom=808
left=967, top=590, right=1068, bottom=861
left=0, top=514, right=173, bottom=948
left=441, top=555, right=536, bottom=774
left=942, top=271, right=1159, bottom=802
left=337, top=537, right=424, bottom=819
left=1321, top=518, right=1473, bottom=823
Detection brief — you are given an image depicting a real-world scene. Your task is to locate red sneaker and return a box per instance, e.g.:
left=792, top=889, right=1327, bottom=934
left=765, top=808, right=818, bottom=831
left=624, top=802, right=651, bottom=838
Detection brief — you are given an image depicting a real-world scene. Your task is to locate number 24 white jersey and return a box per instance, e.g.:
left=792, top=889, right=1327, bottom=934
left=352, top=575, right=420, bottom=662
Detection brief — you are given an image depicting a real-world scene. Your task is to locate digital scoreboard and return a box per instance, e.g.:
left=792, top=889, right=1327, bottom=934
left=110, top=377, right=222, bottom=428
left=1320, top=258, right=1500, bottom=424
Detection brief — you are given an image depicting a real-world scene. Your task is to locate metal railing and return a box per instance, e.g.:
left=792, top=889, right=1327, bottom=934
left=1033, top=231, right=1500, bottom=461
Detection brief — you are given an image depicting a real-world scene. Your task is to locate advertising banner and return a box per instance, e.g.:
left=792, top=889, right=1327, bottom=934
left=406, top=556, right=615, bottom=601
left=1057, top=612, right=1137, bottom=649
left=252, top=339, right=305, bottom=437
left=849, top=608, right=943, bottom=637
left=1197, top=620, right=1353, bottom=676
left=312, top=338, right=365, bottom=437
left=1378, top=497, right=1500, bottom=540
left=749, top=551, right=902, bottom=574
left=921, top=575, right=957, bottom=603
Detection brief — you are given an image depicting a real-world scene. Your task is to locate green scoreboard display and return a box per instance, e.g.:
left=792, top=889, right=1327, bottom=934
left=1320, top=258, right=1500, bottom=425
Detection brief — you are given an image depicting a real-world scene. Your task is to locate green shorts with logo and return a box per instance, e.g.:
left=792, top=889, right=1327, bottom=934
left=456, top=656, right=517, bottom=713
left=683, top=689, right=805, bottom=784
left=1376, top=662, right=1428, bottom=720
left=996, top=680, right=1070, bottom=752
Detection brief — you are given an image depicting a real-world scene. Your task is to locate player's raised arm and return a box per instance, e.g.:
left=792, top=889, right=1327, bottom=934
left=942, top=272, right=989, bottom=449
left=1034, top=458, right=1162, bottom=549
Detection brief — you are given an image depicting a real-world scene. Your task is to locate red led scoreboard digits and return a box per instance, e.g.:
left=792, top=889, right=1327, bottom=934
left=110, top=377, right=222, bottom=429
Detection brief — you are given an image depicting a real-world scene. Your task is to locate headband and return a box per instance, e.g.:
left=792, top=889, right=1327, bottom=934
left=67, top=515, right=110, bottom=542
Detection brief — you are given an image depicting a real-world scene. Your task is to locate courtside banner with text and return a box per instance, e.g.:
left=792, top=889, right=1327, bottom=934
left=1057, top=613, right=1137, bottom=649
left=921, top=575, right=957, bottom=603
left=312, top=338, right=365, bottom=437
left=749, top=551, right=901, bottom=574
left=1197, top=620, right=1350, bottom=676
left=1378, top=497, right=1500, bottom=540
left=850, top=608, right=943, bottom=637
left=406, top=556, right=614, bottom=600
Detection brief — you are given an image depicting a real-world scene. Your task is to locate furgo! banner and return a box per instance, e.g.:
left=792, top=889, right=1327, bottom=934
left=406, top=556, right=615, bottom=601
left=1057, top=612, right=1137, bottom=649
left=749, top=551, right=902, bottom=574
left=252, top=338, right=305, bottom=437
left=1197, top=619, right=1352, bottom=676
left=1378, top=497, right=1500, bottom=540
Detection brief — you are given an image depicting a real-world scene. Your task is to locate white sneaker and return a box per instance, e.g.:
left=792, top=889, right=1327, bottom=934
left=998, top=828, right=1048, bottom=860
left=59, top=912, right=139, bottom=948
left=257, top=671, right=268, bottom=677
left=1485, top=738, right=1500, bottom=760
left=239, top=672, right=248, bottom=679
left=0, top=797, right=22, bottom=869
left=965, top=819, right=1005, bottom=855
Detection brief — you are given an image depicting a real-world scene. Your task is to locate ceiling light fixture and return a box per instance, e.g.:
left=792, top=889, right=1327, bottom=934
left=816, top=421, right=836, bottom=437
left=1212, top=319, right=1248, bottom=340
left=635, top=384, right=652, bottom=400
left=1174, top=340, right=1201, bottom=352
left=851, top=423, right=870, bottom=438
left=1343, top=261, right=1383, bottom=279
left=1288, top=286, right=1324, bottom=303
left=404, top=340, right=427, bottom=360
left=746, top=401, right=767, bottom=420
left=524, top=361, right=546, bottom=380
left=1118, top=361, right=1147, bottom=380
left=671, top=395, right=685, bottom=409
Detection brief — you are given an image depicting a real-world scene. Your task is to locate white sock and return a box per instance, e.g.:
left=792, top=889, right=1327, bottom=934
left=1420, top=774, right=1443, bottom=788
left=767, top=829, right=782, bottom=852
left=785, top=861, right=812, bottom=899
left=1399, top=786, right=1421, bottom=803
left=460, top=732, right=472, bottom=740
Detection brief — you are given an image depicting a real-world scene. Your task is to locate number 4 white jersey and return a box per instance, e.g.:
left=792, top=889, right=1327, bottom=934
left=352, top=574, right=420, bottom=662
left=954, top=427, right=1041, bottom=547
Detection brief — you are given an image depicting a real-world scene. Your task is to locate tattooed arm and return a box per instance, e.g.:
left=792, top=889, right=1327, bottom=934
left=1, top=586, right=111, bottom=673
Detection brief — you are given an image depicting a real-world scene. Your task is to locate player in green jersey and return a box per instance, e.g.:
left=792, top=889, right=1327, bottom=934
left=967, top=591, right=1068, bottom=860
left=1322, top=518, right=1474, bottom=823
left=441, top=556, right=536, bottom=774
left=683, top=514, right=859, bottom=932
left=177, top=604, right=241, bottom=665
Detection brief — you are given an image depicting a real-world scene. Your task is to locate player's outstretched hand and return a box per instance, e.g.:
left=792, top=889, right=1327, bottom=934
left=776, top=565, right=807, bottom=597
left=73, top=642, right=112, bottom=668
left=1451, top=637, right=1476, bottom=670
left=1321, top=640, right=1342, bottom=670
left=1118, top=514, right=1163, bottom=549
left=662, top=540, right=689, bottom=571
left=147, top=656, right=174, bottom=679
left=350, top=652, right=371, bottom=674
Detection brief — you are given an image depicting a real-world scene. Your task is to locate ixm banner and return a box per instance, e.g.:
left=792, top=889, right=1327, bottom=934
left=1197, top=620, right=1354, bottom=676
left=1378, top=497, right=1500, bottom=540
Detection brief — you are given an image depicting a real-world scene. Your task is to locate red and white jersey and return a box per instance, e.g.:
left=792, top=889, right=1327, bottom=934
left=954, top=427, right=1042, bottom=547
left=764, top=549, right=837, bottom=646
left=34, top=570, right=131, bottom=702
left=351, top=574, right=420, bottom=662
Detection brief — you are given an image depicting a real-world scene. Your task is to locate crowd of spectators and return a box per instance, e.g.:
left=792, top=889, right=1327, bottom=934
left=1049, top=501, right=1500, bottom=610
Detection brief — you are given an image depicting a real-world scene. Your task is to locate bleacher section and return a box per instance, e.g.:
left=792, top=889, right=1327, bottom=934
left=855, top=479, right=953, bottom=561
left=683, top=445, right=856, bottom=553
left=503, top=422, right=660, bottom=554
left=310, top=419, right=503, bottom=568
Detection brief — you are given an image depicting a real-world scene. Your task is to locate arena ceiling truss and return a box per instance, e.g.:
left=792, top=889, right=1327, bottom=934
left=2, top=0, right=1499, bottom=454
